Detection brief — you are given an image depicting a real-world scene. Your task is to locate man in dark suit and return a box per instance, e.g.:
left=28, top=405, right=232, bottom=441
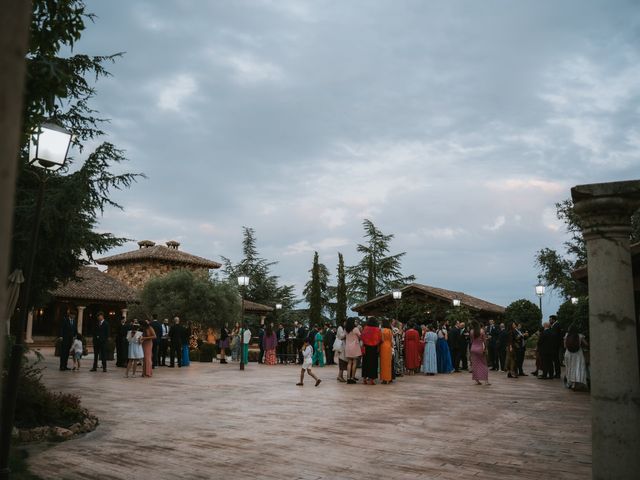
left=169, top=316, right=183, bottom=367
left=296, top=322, right=308, bottom=365
left=276, top=323, right=287, bottom=364
left=91, top=311, right=109, bottom=372
left=549, top=315, right=563, bottom=378
left=457, top=322, right=469, bottom=371
left=115, top=318, right=129, bottom=367
left=449, top=322, right=461, bottom=372
left=324, top=323, right=336, bottom=365
left=257, top=324, right=265, bottom=364
left=59, top=310, right=77, bottom=371
left=150, top=313, right=162, bottom=368
left=538, top=322, right=555, bottom=379
left=160, top=318, right=170, bottom=366
left=497, top=322, right=508, bottom=371
left=486, top=319, right=499, bottom=370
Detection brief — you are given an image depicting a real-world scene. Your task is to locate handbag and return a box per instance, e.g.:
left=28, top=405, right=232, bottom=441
left=333, top=337, right=343, bottom=353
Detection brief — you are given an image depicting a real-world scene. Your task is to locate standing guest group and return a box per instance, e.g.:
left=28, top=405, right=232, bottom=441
left=57, top=309, right=588, bottom=392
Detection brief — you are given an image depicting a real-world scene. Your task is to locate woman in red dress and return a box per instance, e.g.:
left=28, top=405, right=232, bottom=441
left=404, top=323, right=421, bottom=375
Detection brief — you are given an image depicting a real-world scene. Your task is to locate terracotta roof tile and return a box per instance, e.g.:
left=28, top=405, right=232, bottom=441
left=50, top=266, right=138, bottom=303
left=353, top=283, right=505, bottom=315
left=243, top=300, right=274, bottom=313
left=96, top=244, right=221, bottom=269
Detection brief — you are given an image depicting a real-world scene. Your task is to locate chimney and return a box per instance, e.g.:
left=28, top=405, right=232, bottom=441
left=166, top=240, right=180, bottom=250
left=138, top=240, right=156, bottom=249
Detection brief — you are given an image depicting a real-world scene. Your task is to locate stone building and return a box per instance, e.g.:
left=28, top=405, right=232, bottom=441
left=96, top=240, right=221, bottom=290
left=29, top=240, right=222, bottom=341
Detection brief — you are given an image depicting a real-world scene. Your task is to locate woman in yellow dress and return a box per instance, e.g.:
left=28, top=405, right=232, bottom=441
left=380, top=318, right=394, bottom=384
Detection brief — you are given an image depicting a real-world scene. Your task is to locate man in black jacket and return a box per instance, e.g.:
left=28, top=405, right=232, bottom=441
left=257, top=325, right=265, bottom=364
left=497, top=322, right=508, bottom=371
left=59, top=310, right=77, bottom=371
left=91, top=312, right=109, bottom=372
left=169, top=316, right=183, bottom=367
left=150, top=313, right=162, bottom=368
left=486, top=319, right=499, bottom=370
left=449, top=322, right=461, bottom=372
left=324, top=323, right=336, bottom=365
left=296, top=322, right=308, bottom=365
left=456, top=322, right=469, bottom=371
left=538, top=322, right=555, bottom=379
left=549, top=315, right=563, bottom=378
left=115, top=318, right=129, bottom=367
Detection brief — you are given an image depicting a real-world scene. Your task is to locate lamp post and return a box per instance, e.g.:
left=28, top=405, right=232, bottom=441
left=237, top=275, right=249, bottom=371
left=392, top=289, right=402, bottom=321
left=535, top=277, right=546, bottom=323
left=0, top=122, right=73, bottom=477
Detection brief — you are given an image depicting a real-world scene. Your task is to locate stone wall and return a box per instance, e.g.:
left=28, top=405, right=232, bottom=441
left=105, top=261, right=209, bottom=291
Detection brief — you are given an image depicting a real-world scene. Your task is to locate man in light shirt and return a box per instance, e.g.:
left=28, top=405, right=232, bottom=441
left=242, top=326, right=252, bottom=365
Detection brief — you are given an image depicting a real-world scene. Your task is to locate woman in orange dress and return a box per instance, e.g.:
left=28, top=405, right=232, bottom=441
left=380, top=319, right=393, bottom=384
left=141, top=319, right=156, bottom=377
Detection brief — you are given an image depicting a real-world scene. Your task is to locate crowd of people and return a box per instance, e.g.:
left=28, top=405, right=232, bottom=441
left=57, top=310, right=589, bottom=391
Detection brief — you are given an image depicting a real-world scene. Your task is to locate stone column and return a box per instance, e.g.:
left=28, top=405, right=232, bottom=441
left=76, top=306, right=86, bottom=335
left=571, top=180, right=640, bottom=480
left=121, top=308, right=128, bottom=321
left=25, top=309, right=34, bottom=344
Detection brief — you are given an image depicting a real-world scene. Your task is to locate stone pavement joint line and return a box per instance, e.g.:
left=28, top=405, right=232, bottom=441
left=26, top=351, right=591, bottom=479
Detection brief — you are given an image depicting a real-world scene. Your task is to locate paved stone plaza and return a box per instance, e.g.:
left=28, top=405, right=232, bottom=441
left=26, top=350, right=591, bottom=479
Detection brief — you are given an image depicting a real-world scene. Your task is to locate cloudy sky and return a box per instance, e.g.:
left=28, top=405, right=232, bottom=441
left=75, top=0, right=639, bottom=313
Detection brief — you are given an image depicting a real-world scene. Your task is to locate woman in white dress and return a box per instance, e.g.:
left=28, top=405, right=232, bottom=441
left=126, top=321, right=144, bottom=378
left=335, top=320, right=347, bottom=382
left=563, top=324, right=588, bottom=390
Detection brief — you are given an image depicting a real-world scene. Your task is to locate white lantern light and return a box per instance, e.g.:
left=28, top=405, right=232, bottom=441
left=237, top=275, right=250, bottom=287
left=571, top=297, right=579, bottom=305
left=392, top=290, right=402, bottom=300
left=452, top=298, right=461, bottom=307
left=275, top=303, right=283, bottom=310
left=535, top=283, right=546, bottom=298
left=28, top=122, right=73, bottom=171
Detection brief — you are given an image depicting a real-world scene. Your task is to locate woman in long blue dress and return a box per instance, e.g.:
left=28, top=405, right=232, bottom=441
left=436, top=324, right=453, bottom=373
left=422, top=325, right=438, bottom=375
left=181, top=321, right=192, bottom=366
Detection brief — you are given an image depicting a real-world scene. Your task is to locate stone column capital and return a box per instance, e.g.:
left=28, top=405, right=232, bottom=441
left=77, top=305, right=86, bottom=311
left=571, top=180, right=640, bottom=239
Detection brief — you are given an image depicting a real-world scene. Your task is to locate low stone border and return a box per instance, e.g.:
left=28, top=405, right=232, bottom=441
left=12, top=415, right=99, bottom=443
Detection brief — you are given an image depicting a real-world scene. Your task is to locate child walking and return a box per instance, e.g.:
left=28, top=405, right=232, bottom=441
left=69, top=334, right=83, bottom=371
left=297, top=340, right=321, bottom=387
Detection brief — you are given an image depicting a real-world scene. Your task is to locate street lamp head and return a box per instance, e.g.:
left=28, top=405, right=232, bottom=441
left=392, top=290, right=402, bottom=300
left=237, top=275, right=250, bottom=287
left=570, top=297, right=579, bottom=305
left=28, top=122, right=73, bottom=171
left=535, top=283, right=546, bottom=298
left=452, top=298, right=461, bottom=307
left=275, top=303, right=283, bottom=310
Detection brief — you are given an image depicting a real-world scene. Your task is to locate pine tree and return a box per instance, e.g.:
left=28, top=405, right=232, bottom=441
left=303, top=251, right=331, bottom=324
left=308, top=252, right=323, bottom=326
left=335, top=253, right=347, bottom=325
left=222, top=227, right=296, bottom=309
left=347, top=219, right=415, bottom=304
left=12, top=0, right=143, bottom=305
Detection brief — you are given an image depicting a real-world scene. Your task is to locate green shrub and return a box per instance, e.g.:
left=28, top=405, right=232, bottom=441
left=189, top=349, right=200, bottom=362
left=14, top=354, right=89, bottom=429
